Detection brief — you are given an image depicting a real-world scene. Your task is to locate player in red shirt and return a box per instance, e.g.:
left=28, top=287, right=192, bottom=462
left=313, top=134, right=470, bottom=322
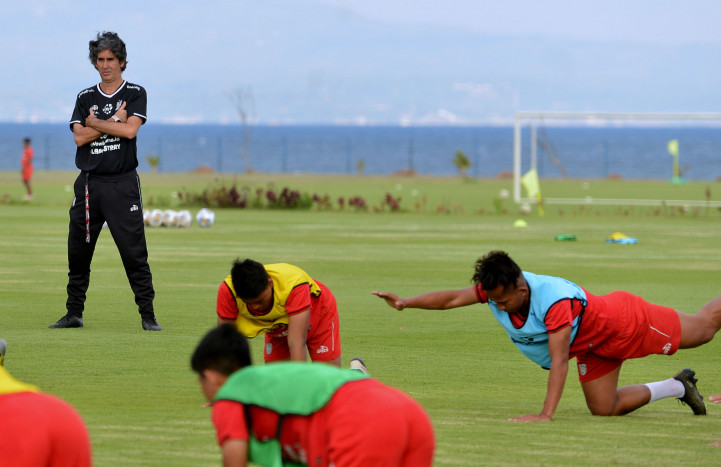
left=217, top=259, right=346, bottom=367
left=20, top=138, right=34, bottom=201
left=191, top=323, right=435, bottom=467
left=373, top=250, right=721, bottom=422
left=0, top=341, right=92, bottom=466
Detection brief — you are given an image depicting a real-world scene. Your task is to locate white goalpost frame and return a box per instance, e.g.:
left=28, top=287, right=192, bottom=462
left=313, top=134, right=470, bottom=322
left=513, top=111, right=721, bottom=207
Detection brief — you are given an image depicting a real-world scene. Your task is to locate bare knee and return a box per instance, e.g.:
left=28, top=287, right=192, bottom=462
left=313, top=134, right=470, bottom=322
left=699, top=330, right=715, bottom=345
left=589, top=407, right=614, bottom=416
left=688, top=323, right=716, bottom=348
left=679, top=313, right=719, bottom=348
left=586, top=400, right=618, bottom=416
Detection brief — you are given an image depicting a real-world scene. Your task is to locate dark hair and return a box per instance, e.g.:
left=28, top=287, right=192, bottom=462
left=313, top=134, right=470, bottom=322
left=472, top=250, right=522, bottom=291
left=23, top=138, right=31, bottom=144
left=89, top=31, right=127, bottom=71
left=190, top=323, right=252, bottom=376
left=231, top=258, right=269, bottom=299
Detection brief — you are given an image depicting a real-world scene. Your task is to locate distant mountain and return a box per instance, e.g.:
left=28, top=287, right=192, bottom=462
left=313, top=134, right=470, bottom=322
left=2, top=1, right=720, bottom=124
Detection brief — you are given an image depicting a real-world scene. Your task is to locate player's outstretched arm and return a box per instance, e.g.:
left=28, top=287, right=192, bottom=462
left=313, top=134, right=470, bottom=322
left=372, top=286, right=479, bottom=310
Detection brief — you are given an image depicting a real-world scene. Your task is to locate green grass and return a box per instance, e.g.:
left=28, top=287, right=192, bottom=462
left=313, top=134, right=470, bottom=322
left=2, top=171, right=721, bottom=465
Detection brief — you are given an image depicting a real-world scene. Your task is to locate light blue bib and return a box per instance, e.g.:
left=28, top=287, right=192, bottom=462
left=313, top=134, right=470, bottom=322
left=489, top=272, right=587, bottom=369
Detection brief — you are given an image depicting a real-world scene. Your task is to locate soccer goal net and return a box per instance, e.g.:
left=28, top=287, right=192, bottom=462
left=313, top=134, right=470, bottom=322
left=512, top=111, right=721, bottom=207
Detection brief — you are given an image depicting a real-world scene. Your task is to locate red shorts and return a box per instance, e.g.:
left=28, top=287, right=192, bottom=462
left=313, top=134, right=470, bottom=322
left=22, top=166, right=33, bottom=181
left=576, top=291, right=681, bottom=382
left=264, top=283, right=341, bottom=363
left=314, top=379, right=435, bottom=466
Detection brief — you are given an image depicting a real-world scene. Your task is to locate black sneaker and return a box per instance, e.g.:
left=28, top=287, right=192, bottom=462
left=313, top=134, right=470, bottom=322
left=142, top=317, right=162, bottom=331
left=674, top=368, right=706, bottom=415
left=49, top=314, right=84, bottom=329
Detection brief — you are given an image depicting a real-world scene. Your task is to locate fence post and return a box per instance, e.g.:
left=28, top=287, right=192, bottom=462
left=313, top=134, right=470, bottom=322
left=408, top=136, right=414, bottom=172
left=282, top=137, right=288, bottom=173
left=217, top=136, right=223, bottom=173
left=44, top=135, right=51, bottom=170
left=345, top=137, right=352, bottom=174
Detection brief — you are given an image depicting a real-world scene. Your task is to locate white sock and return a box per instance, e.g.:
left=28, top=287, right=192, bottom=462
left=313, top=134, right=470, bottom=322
left=645, top=378, right=685, bottom=403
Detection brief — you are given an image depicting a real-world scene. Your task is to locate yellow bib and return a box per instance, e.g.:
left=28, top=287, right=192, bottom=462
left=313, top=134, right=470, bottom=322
left=225, top=263, right=321, bottom=338
left=0, top=366, right=39, bottom=396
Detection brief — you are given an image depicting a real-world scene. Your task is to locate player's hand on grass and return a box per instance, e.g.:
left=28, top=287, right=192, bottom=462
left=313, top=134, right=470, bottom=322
left=508, top=413, right=551, bottom=423
left=371, top=291, right=406, bottom=310
left=709, top=394, right=721, bottom=404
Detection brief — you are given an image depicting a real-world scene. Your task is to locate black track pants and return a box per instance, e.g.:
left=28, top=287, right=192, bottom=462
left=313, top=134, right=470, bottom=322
left=66, top=170, right=155, bottom=318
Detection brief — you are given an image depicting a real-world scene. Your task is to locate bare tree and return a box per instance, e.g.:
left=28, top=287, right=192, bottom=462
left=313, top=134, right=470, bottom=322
left=226, top=86, right=256, bottom=173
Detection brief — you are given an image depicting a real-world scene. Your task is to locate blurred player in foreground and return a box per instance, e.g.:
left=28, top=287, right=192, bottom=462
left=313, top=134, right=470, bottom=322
left=0, top=339, right=92, bottom=466
left=217, top=258, right=351, bottom=367
left=373, top=250, right=721, bottom=422
left=191, top=323, right=434, bottom=466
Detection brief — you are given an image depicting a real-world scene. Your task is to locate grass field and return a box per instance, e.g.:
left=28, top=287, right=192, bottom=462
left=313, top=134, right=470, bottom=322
left=2, top=170, right=721, bottom=466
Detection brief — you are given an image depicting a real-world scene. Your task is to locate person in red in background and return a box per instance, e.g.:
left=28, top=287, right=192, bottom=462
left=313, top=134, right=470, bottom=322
left=373, top=250, right=721, bottom=422
left=0, top=339, right=92, bottom=466
left=217, top=258, right=362, bottom=370
left=191, top=323, right=434, bottom=467
left=20, top=137, right=34, bottom=201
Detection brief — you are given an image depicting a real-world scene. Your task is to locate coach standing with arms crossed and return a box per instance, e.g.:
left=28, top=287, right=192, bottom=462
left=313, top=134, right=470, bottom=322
left=50, top=31, right=161, bottom=331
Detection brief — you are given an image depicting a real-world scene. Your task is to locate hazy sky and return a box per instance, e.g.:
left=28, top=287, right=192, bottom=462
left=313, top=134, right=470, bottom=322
left=1, top=1, right=719, bottom=124
left=316, top=0, right=721, bottom=44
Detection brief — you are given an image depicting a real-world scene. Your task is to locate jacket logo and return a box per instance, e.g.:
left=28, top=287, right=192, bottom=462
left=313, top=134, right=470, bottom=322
left=130, top=205, right=139, bottom=212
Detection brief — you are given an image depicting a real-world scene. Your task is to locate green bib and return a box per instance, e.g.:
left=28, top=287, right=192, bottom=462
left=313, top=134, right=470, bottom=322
left=215, top=362, right=368, bottom=467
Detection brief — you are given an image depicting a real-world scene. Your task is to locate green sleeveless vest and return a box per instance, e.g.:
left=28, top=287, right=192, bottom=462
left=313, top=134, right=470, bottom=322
left=215, top=362, right=368, bottom=467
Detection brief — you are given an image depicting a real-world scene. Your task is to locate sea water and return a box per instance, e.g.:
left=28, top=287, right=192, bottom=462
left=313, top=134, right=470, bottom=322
left=1, top=123, right=719, bottom=180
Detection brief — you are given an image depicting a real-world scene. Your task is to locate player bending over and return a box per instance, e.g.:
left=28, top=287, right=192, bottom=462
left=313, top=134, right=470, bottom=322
left=217, top=259, right=346, bottom=367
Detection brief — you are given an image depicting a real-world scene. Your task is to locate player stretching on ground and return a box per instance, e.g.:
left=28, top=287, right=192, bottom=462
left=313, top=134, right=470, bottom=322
left=373, top=250, right=721, bottom=422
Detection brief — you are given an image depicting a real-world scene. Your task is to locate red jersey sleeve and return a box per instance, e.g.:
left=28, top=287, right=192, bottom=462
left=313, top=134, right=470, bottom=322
left=474, top=283, right=488, bottom=303
left=284, top=283, right=311, bottom=316
left=212, top=400, right=249, bottom=446
left=217, top=282, right=239, bottom=321
left=544, top=299, right=575, bottom=334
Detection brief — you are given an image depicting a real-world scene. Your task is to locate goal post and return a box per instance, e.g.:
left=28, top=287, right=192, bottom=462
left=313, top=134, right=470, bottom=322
left=513, top=111, right=721, bottom=207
